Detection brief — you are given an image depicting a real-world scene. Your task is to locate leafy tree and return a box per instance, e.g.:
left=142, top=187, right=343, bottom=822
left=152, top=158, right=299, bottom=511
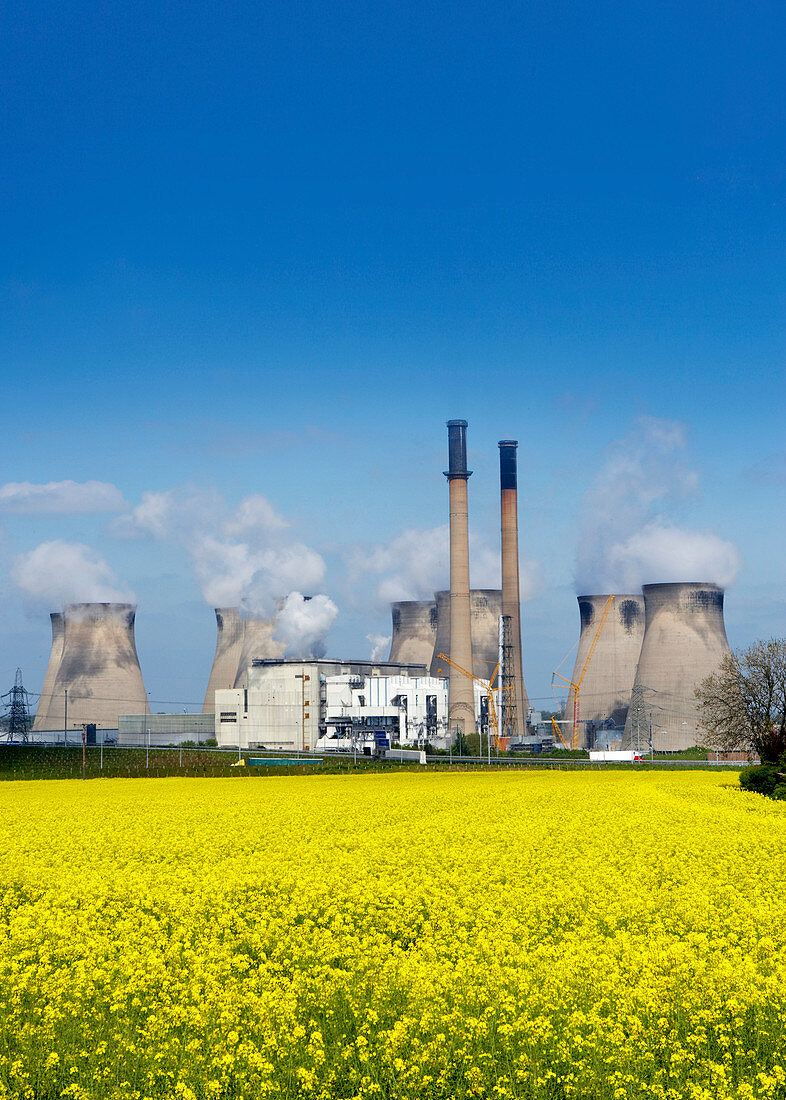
left=696, top=639, right=786, bottom=764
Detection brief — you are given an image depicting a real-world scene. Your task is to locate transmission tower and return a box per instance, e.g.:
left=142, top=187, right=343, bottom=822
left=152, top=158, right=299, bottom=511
left=2, top=669, right=32, bottom=742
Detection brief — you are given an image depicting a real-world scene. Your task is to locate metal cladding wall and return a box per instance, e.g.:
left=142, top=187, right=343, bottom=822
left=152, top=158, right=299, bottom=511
left=563, top=594, right=644, bottom=748
left=622, top=582, right=730, bottom=752
left=202, top=608, right=246, bottom=713
left=388, top=600, right=438, bottom=667
left=233, top=615, right=284, bottom=689
left=42, top=603, right=150, bottom=730
left=430, top=589, right=503, bottom=681
left=32, top=612, right=65, bottom=731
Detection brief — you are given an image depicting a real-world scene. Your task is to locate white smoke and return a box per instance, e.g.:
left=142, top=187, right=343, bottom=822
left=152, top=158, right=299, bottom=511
left=607, top=521, right=742, bottom=590
left=576, top=417, right=740, bottom=591
left=274, top=592, right=338, bottom=658
left=347, top=526, right=449, bottom=606
left=111, top=488, right=326, bottom=611
left=366, top=633, right=391, bottom=661
left=110, top=487, right=336, bottom=652
left=346, top=523, right=542, bottom=607
left=0, top=480, right=126, bottom=514
left=12, top=540, right=134, bottom=604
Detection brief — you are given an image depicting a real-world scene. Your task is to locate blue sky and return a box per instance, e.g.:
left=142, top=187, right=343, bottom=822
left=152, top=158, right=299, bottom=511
left=1, top=0, right=784, bottom=713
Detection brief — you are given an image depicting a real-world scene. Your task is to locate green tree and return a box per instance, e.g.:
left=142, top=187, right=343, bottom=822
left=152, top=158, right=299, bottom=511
left=696, top=639, right=786, bottom=764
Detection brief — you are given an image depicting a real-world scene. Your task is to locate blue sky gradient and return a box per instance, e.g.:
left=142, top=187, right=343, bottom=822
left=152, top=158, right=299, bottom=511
left=1, top=0, right=784, bottom=712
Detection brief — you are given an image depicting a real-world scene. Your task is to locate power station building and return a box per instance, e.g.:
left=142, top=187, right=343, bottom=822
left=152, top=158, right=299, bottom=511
left=214, top=658, right=430, bottom=752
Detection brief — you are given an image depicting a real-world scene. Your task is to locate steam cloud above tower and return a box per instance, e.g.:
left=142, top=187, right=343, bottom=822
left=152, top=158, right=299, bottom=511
left=576, top=417, right=741, bottom=592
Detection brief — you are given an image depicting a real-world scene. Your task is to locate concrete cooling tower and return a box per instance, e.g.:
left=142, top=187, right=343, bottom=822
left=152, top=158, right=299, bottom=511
left=563, top=594, right=644, bottom=749
left=202, top=608, right=246, bottom=713
left=36, top=603, right=149, bottom=730
left=430, top=589, right=503, bottom=681
left=388, top=601, right=437, bottom=667
left=622, top=582, right=731, bottom=752
left=32, top=612, right=65, bottom=731
left=233, top=615, right=284, bottom=689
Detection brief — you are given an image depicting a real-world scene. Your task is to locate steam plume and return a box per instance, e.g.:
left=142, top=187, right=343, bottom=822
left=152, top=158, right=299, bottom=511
left=576, top=417, right=740, bottom=591
left=12, top=540, right=133, bottom=604
left=274, top=593, right=338, bottom=658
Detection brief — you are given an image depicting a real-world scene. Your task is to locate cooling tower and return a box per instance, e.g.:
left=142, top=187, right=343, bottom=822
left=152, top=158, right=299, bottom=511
left=233, top=615, right=284, bottom=689
left=444, top=419, right=475, bottom=739
left=498, top=440, right=529, bottom=737
left=622, top=582, right=730, bottom=752
left=47, top=603, right=149, bottom=730
left=388, top=601, right=437, bottom=667
left=202, top=608, right=246, bottom=713
left=32, top=612, right=65, bottom=731
left=563, top=594, right=644, bottom=748
left=430, top=589, right=503, bottom=681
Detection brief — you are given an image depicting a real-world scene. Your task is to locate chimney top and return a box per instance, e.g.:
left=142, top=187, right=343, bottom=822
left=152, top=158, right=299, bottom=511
left=444, top=419, right=472, bottom=480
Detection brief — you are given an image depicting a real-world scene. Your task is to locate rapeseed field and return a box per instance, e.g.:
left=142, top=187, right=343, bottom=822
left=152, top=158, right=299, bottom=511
left=0, top=771, right=784, bottom=1100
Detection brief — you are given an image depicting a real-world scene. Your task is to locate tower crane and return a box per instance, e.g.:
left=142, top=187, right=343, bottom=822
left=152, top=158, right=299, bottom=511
left=437, top=653, right=503, bottom=751
left=552, top=594, right=615, bottom=750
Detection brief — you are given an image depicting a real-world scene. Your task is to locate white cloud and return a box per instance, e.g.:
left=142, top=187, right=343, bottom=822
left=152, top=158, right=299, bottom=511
left=0, top=480, right=126, bottom=514
left=225, top=495, right=289, bottom=536
left=607, top=521, right=742, bottom=590
left=575, top=416, right=739, bottom=592
left=346, top=523, right=542, bottom=608
left=12, top=540, right=133, bottom=604
left=366, top=633, right=391, bottom=660
left=111, top=486, right=328, bottom=614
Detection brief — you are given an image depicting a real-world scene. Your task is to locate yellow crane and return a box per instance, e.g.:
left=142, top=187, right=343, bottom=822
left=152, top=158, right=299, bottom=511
left=436, top=653, right=503, bottom=750
left=550, top=714, right=571, bottom=750
left=552, top=594, right=615, bottom=750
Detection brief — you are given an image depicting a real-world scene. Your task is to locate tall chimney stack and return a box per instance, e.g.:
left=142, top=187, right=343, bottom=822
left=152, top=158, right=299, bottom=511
left=498, top=440, right=529, bottom=741
left=444, top=419, right=475, bottom=740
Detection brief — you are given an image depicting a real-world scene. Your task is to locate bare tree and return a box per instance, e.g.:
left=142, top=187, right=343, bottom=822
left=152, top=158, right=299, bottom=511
left=696, top=639, right=786, bottom=763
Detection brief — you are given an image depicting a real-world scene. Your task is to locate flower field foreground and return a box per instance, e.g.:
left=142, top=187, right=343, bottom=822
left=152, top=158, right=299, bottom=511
left=0, top=772, right=785, bottom=1100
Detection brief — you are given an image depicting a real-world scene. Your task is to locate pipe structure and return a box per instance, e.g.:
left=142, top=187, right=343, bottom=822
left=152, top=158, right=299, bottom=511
left=32, top=612, right=65, bottom=731
left=388, top=601, right=437, bottom=668
left=444, top=419, right=475, bottom=740
left=202, top=608, right=246, bottom=713
left=563, top=594, right=644, bottom=748
left=498, top=440, right=529, bottom=739
left=622, top=582, right=730, bottom=752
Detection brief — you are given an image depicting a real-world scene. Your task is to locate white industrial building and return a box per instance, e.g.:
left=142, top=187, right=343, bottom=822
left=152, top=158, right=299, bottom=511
left=317, top=673, right=452, bottom=751
left=214, top=658, right=439, bottom=752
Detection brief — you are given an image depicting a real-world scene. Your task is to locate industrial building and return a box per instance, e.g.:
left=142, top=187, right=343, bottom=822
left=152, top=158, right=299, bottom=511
left=33, top=603, right=149, bottom=731
left=118, top=713, right=216, bottom=746
left=26, top=422, right=738, bottom=758
left=318, top=673, right=451, bottom=750
left=214, top=658, right=430, bottom=751
left=622, top=582, right=731, bottom=752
